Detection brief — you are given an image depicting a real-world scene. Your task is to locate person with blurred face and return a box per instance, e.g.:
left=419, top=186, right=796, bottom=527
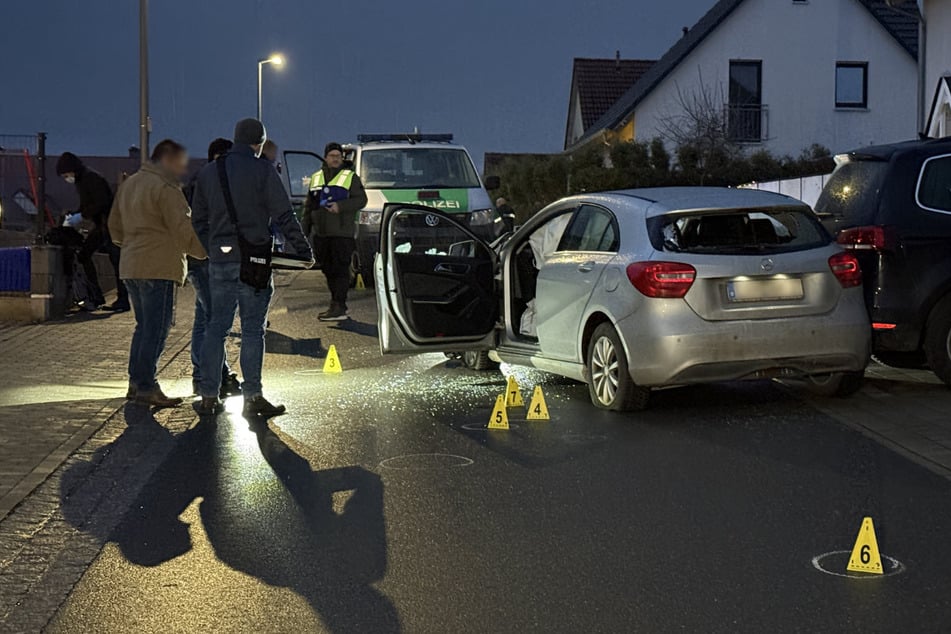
left=109, top=139, right=208, bottom=407
left=55, top=151, right=129, bottom=311
left=304, top=142, right=368, bottom=321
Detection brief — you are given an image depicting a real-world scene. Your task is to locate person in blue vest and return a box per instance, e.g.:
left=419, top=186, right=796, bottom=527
left=304, top=142, right=368, bottom=321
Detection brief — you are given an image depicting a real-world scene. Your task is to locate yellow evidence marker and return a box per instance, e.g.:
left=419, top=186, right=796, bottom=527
left=488, top=394, right=510, bottom=430
left=323, top=345, right=343, bottom=374
left=355, top=273, right=367, bottom=290
left=526, top=385, right=550, bottom=421
left=846, top=517, right=883, bottom=575
left=505, top=375, right=525, bottom=408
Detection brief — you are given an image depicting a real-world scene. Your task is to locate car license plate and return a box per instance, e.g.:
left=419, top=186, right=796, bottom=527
left=726, top=278, right=804, bottom=302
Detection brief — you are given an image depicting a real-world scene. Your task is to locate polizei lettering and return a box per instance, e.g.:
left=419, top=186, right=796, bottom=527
left=413, top=199, right=462, bottom=210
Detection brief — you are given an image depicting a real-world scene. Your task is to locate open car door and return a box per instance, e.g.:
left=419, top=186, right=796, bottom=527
left=282, top=150, right=324, bottom=203
left=376, top=204, right=499, bottom=354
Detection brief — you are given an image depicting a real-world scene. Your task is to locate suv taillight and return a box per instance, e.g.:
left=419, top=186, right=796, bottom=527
left=627, top=262, right=696, bottom=298
left=829, top=252, right=863, bottom=288
left=836, top=225, right=895, bottom=251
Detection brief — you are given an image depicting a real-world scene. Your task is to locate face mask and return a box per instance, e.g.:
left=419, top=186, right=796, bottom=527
left=64, top=175, right=75, bottom=184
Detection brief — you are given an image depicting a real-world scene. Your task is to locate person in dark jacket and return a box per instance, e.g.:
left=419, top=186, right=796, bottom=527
left=496, top=197, right=517, bottom=234
left=303, top=142, right=368, bottom=321
left=186, top=138, right=241, bottom=398
left=191, top=118, right=314, bottom=418
left=56, top=152, right=129, bottom=311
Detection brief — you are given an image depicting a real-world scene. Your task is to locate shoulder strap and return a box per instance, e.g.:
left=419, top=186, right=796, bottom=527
left=216, top=155, right=240, bottom=231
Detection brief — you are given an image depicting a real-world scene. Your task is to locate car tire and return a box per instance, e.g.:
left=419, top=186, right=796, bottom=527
left=462, top=350, right=499, bottom=371
left=586, top=323, right=650, bottom=411
left=801, top=371, right=865, bottom=397
left=924, top=295, right=951, bottom=387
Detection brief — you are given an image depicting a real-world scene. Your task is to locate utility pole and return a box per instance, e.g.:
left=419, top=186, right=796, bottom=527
left=35, top=132, right=46, bottom=242
left=139, top=0, right=149, bottom=165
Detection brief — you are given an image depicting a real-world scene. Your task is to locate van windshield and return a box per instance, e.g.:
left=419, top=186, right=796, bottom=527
left=647, top=207, right=832, bottom=255
left=814, top=160, right=888, bottom=228
left=360, top=148, right=481, bottom=189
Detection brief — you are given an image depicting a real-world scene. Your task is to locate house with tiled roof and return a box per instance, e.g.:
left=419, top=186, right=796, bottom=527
left=920, top=0, right=951, bottom=138
left=564, top=56, right=655, bottom=149
left=567, top=0, right=921, bottom=157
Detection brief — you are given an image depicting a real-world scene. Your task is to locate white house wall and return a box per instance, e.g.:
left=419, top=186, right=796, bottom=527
left=632, top=0, right=918, bottom=156
left=924, top=0, right=951, bottom=100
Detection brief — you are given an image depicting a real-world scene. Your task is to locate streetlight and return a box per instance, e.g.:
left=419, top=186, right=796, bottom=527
left=257, top=54, right=284, bottom=121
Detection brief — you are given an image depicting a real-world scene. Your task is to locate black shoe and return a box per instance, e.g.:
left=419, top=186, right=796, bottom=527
left=105, top=300, right=131, bottom=313
left=319, top=304, right=349, bottom=322
left=196, top=396, right=223, bottom=415
left=220, top=372, right=242, bottom=397
left=242, top=396, right=286, bottom=419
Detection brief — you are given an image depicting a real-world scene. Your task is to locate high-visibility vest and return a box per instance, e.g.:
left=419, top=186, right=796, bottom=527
left=310, top=169, right=354, bottom=208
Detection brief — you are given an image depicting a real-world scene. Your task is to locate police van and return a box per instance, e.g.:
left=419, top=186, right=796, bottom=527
left=284, top=133, right=503, bottom=285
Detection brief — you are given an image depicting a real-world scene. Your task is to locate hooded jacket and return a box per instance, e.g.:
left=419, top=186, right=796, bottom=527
left=108, top=162, right=207, bottom=283
left=191, top=144, right=312, bottom=263
left=58, top=154, right=114, bottom=228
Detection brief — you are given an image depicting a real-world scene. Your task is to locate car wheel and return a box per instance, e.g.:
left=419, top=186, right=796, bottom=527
left=586, top=323, right=650, bottom=411
left=462, top=350, right=499, bottom=371
left=801, top=371, right=865, bottom=397
left=924, top=295, right=951, bottom=387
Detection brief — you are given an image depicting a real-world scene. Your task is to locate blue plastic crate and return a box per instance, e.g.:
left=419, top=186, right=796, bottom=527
left=0, top=247, right=31, bottom=292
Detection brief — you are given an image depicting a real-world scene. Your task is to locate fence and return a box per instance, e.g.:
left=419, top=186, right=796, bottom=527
left=740, top=173, right=833, bottom=209
left=0, top=133, right=46, bottom=236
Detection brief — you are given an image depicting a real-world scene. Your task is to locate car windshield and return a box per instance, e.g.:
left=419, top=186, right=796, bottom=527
left=360, top=148, right=481, bottom=189
left=647, top=207, right=832, bottom=255
left=814, top=160, right=888, bottom=228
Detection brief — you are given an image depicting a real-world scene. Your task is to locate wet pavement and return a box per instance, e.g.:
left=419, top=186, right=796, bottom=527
left=12, top=271, right=951, bottom=632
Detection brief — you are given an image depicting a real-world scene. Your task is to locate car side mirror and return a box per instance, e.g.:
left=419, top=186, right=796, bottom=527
left=483, top=175, right=501, bottom=190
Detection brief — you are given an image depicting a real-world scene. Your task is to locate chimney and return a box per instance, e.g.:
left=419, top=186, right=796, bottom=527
left=682, top=26, right=689, bottom=38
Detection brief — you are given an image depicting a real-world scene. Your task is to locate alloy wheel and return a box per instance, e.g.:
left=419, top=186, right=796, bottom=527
left=591, top=335, right=620, bottom=405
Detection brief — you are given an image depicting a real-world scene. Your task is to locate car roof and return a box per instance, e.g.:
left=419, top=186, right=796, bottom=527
left=843, top=136, right=951, bottom=161
left=604, top=186, right=804, bottom=213
left=357, top=143, right=465, bottom=151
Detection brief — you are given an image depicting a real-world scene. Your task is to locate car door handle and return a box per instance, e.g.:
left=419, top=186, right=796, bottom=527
left=435, top=262, right=469, bottom=275
left=578, top=261, right=595, bottom=273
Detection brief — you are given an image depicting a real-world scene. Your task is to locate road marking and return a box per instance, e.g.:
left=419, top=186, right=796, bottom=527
left=379, top=453, right=474, bottom=470
left=811, top=550, right=905, bottom=578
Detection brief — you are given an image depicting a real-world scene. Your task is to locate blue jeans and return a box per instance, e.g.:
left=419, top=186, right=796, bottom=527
left=125, top=279, right=176, bottom=392
left=188, top=262, right=230, bottom=382
left=201, top=262, right=273, bottom=399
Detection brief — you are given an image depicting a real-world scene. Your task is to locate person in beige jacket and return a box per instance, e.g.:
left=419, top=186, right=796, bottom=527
left=109, top=139, right=207, bottom=407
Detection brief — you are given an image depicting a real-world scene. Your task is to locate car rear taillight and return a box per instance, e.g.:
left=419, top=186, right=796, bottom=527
left=627, top=261, right=697, bottom=298
left=836, top=225, right=895, bottom=251
left=828, top=252, right=862, bottom=288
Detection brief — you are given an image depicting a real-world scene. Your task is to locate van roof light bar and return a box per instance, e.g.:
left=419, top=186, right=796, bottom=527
left=357, top=133, right=454, bottom=144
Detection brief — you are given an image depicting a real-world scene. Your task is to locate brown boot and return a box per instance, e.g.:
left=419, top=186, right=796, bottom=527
left=134, top=388, right=183, bottom=408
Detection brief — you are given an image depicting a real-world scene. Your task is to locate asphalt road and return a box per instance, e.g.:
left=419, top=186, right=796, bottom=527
left=49, top=271, right=951, bottom=633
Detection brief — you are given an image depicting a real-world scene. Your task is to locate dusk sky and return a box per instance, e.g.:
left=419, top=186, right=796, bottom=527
left=0, top=0, right=712, bottom=166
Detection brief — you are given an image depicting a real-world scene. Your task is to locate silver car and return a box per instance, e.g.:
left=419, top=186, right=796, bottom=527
left=374, top=188, right=871, bottom=410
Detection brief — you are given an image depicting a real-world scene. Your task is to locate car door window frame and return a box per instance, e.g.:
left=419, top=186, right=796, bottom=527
left=916, top=153, right=951, bottom=215
left=555, top=204, right=621, bottom=254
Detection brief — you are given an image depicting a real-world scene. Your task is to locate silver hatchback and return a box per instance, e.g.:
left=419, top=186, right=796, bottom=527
left=374, top=188, right=871, bottom=410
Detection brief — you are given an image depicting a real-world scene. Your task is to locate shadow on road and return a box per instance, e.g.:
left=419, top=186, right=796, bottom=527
left=63, top=404, right=399, bottom=633
left=329, top=319, right=379, bottom=339
left=265, top=330, right=325, bottom=358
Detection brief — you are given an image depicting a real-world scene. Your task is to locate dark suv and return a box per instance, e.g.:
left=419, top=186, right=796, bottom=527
left=814, top=137, right=951, bottom=385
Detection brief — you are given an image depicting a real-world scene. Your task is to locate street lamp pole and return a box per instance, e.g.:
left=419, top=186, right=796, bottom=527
left=256, top=54, right=284, bottom=121
left=139, top=0, right=149, bottom=165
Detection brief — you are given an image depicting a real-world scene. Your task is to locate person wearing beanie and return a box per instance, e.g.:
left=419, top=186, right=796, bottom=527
left=191, top=118, right=314, bottom=418
left=56, top=152, right=129, bottom=311
left=303, top=141, right=368, bottom=321
left=185, top=138, right=241, bottom=400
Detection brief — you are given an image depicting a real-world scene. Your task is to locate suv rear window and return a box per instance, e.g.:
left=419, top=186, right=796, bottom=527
left=917, top=154, right=951, bottom=213
left=647, top=208, right=832, bottom=255
left=814, top=160, right=888, bottom=227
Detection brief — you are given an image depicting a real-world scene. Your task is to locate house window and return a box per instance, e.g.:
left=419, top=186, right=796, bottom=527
left=728, top=60, right=764, bottom=142
left=836, top=62, right=868, bottom=109
left=917, top=154, right=951, bottom=213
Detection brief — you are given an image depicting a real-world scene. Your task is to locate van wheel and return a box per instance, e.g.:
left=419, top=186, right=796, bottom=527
left=462, top=350, right=499, bottom=371
left=586, top=323, right=650, bottom=411
left=802, top=371, right=864, bottom=397
left=924, top=295, right=951, bottom=387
